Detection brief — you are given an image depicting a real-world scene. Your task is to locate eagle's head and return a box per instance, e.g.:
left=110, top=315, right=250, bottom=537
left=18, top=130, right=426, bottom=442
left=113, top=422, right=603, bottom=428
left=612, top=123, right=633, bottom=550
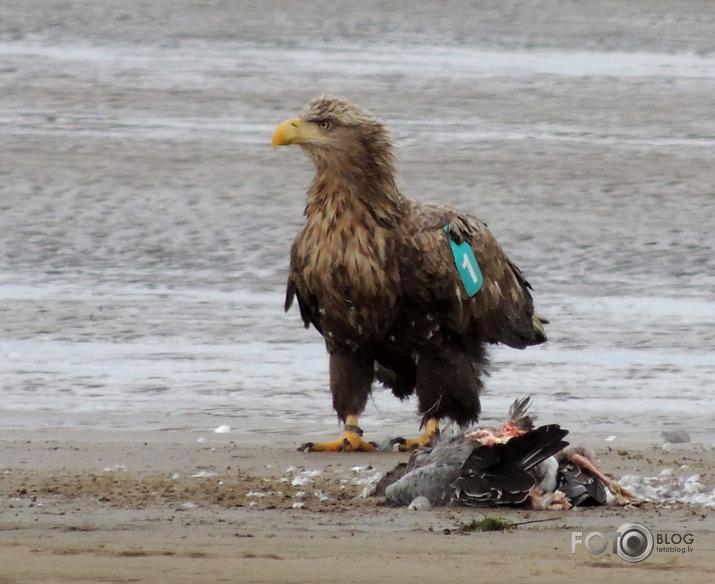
left=272, top=95, right=394, bottom=175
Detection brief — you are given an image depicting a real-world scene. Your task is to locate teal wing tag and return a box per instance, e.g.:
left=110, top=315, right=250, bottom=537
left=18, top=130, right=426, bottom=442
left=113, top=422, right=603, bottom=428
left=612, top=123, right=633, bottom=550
left=444, top=225, right=483, bottom=297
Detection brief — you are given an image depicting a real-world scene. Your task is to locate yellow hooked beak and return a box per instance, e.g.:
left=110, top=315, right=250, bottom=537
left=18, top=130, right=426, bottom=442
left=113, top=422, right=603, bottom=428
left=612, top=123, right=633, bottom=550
left=272, top=118, right=328, bottom=148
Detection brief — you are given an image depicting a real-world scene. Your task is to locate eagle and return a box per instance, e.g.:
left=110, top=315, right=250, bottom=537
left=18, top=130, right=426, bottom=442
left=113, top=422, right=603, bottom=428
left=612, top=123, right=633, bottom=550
left=272, top=96, right=547, bottom=452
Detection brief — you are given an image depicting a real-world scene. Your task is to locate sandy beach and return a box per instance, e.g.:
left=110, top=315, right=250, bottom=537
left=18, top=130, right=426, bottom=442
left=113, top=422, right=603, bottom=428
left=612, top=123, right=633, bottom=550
left=1, top=0, right=714, bottom=582
left=1, top=429, right=713, bottom=583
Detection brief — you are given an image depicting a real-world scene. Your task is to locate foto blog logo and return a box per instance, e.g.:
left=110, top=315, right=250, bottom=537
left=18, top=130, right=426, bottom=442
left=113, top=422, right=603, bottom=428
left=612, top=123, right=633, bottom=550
left=571, top=522, right=654, bottom=563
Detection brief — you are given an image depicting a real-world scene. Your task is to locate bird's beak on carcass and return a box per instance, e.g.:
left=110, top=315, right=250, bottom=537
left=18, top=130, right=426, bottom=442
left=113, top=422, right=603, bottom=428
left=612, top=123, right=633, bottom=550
left=272, top=118, right=327, bottom=148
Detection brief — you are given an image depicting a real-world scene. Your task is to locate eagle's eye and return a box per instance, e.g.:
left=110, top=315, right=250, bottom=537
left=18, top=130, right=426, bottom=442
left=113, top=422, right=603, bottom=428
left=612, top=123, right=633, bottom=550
left=318, top=120, right=331, bottom=130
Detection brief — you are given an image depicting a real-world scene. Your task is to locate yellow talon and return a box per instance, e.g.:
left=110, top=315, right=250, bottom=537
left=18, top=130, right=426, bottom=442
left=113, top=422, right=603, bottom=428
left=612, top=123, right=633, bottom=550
left=393, top=418, right=440, bottom=452
left=298, top=416, right=377, bottom=452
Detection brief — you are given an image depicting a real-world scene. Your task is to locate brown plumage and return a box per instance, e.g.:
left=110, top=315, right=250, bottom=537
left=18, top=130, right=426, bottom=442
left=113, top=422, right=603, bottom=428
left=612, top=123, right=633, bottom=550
left=272, top=96, right=547, bottom=452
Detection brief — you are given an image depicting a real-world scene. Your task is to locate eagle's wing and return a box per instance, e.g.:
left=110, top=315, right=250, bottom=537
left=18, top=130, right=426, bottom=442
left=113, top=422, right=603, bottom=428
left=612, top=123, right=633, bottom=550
left=397, top=200, right=545, bottom=349
left=285, top=233, right=323, bottom=334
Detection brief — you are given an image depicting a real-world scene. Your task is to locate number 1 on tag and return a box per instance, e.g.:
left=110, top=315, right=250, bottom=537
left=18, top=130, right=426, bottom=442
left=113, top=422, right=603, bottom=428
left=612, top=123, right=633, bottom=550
left=445, top=225, right=483, bottom=297
left=462, top=253, right=479, bottom=284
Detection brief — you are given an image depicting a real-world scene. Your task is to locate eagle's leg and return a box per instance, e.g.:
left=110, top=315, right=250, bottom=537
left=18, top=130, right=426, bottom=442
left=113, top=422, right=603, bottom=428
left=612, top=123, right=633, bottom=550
left=391, top=417, right=440, bottom=452
left=391, top=346, right=481, bottom=451
left=298, top=351, right=377, bottom=453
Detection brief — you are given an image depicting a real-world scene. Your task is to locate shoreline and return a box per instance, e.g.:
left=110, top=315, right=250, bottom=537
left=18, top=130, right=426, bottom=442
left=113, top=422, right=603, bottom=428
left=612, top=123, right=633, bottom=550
left=2, top=0, right=714, bottom=581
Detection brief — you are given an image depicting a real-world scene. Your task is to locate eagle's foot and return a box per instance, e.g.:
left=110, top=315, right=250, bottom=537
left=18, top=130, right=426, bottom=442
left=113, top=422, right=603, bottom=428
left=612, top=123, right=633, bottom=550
left=390, top=418, right=440, bottom=452
left=298, top=425, right=377, bottom=452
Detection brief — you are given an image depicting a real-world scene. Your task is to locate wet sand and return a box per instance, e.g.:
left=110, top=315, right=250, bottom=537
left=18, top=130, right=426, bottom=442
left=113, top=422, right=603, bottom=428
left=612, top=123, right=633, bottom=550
left=1, top=430, right=713, bottom=583
left=1, top=0, right=714, bottom=582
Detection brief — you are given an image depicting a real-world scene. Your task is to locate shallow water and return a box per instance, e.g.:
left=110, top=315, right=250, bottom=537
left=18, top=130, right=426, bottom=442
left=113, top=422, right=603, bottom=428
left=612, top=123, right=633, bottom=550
left=1, top=2, right=713, bottom=443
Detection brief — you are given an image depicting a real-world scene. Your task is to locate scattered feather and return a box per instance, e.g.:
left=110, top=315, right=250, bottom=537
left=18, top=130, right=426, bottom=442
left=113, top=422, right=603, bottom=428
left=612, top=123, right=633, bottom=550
left=191, top=470, right=218, bottom=478
left=408, top=496, right=432, bottom=510
left=620, top=471, right=715, bottom=507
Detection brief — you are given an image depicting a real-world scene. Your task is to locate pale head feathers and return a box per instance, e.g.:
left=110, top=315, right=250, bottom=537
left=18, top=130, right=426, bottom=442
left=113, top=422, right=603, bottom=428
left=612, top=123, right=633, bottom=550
left=299, top=95, right=395, bottom=164
left=301, top=95, right=385, bottom=130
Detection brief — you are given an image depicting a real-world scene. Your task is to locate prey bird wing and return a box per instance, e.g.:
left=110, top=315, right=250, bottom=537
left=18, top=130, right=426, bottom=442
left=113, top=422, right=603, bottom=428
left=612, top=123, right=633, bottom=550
left=453, top=424, right=569, bottom=506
